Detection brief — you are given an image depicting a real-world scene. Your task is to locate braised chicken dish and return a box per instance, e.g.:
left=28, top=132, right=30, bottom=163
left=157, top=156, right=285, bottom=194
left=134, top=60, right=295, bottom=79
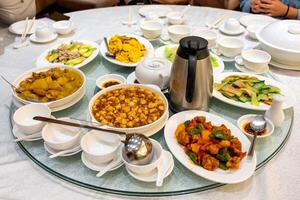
left=175, top=116, right=246, bottom=171
left=92, top=86, right=165, bottom=128
left=16, top=68, right=83, bottom=102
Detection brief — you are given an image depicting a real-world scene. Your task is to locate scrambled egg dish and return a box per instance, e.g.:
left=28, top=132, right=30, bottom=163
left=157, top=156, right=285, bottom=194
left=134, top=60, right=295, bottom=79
left=108, top=35, right=147, bottom=63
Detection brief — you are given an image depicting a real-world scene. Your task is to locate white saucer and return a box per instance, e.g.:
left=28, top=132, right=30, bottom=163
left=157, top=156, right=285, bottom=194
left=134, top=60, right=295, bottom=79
left=269, top=59, right=300, bottom=71
left=9, top=20, right=47, bottom=35
left=235, top=63, right=269, bottom=75
left=30, top=33, right=58, bottom=43
left=219, top=24, right=245, bottom=36
left=12, top=125, right=42, bottom=141
left=126, top=72, right=169, bottom=94
left=44, top=142, right=82, bottom=157
left=126, top=150, right=174, bottom=182
left=81, top=151, right=123, bottom=172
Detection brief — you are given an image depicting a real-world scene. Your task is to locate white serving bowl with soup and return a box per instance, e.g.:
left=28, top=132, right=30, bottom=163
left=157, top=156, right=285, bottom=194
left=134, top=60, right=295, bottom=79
left=88, top=84, right=169, bottom=134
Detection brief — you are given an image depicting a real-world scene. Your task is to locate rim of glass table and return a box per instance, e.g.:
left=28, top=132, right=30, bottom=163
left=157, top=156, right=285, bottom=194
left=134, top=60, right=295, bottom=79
left=8, top=102, right=294, bottom=197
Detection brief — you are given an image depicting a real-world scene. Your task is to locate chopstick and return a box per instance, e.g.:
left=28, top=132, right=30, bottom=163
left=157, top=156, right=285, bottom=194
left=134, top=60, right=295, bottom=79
left=208, top=12, right=228, bottom=30
left=33, top=116, right=127, bottom=135
left=21, top=17, right=29, bottom=42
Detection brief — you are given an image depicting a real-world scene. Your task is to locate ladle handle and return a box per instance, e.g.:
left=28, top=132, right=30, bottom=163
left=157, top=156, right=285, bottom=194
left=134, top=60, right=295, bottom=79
left=33, top=116, right=126, bottom=135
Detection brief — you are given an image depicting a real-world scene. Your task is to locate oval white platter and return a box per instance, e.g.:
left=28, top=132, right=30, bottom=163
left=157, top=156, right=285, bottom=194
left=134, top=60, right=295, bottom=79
left=36, top=40, right=100, bottom=69
left=213, top=72, right=295, bottom=111
left=99, top=34, right=154, bottom=67
left=164, top=110, right=256, bottom=184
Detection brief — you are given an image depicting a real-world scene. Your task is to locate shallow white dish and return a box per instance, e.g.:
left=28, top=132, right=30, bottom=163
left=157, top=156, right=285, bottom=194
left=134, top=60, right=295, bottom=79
left=269, top=59, right=300, bottom=71
left=96, top=74, right=126, bottom=90
left=139, top=5, right=172, bottom=18
left=81, top=151, right=123, bottom=172
left=219, top=24, right=245, bottom=36
left=237, top=114, right=274, bottom=138
left=239, top=14, right=276, bottom=27
left=213, top=72, right=295, bottom=111
left=164, top=110, right=256, bottom=184
left=100, top=34, right=154, bottom=67
left=44, top=142, right=82, bottom=157
left=234, top=63, right=269, bottom=75
left=12, top=66, right=86, bottom=112
left=210, top=53, right=225, bottom=74
left=9, top=19, right=47, bottom=35
left=12, top=125, right=42, bottom=141
left=30, top=32, right=58, bottom=43
left=36, top=40, right=100, bottom=69
left=126, top=150, right=174, bottom=182
left=154, top=44, right=178, bottom=62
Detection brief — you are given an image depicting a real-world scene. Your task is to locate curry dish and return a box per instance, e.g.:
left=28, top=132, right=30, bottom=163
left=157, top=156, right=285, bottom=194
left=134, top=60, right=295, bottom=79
left=175, top=116, right=246, bottom=171
left=92, top=86, right=165, bottom=128
left=108, top=35, right=146, bottom=63
left=16, top=68, right=83, bottom=102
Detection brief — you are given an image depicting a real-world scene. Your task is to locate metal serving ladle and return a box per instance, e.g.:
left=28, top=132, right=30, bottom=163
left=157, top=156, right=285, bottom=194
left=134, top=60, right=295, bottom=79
left=33, top=116, right=153, bottom=165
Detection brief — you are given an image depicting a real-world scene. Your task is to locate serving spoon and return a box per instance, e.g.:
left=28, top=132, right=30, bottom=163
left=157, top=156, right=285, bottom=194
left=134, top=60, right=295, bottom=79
left=33, top=116, right=153, bottom=165
left=248, top=115, right=266, bottom=157
left=104, top=37, right=115, bottom=58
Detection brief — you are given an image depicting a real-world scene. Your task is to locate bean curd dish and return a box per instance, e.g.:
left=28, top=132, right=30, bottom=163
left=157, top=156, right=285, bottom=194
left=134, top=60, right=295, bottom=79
left=16, top=68, right=83, bottom=102
left=108, top=35, right=147, bottom=63
left=92, top=86, right=165, bottom=128
left=175, top=116, right=246, bottom=171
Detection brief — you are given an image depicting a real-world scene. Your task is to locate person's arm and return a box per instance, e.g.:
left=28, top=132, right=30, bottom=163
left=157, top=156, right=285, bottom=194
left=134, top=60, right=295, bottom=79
left=224, top=0, right=240, bottom=10
left=240, top=0, right=251, bottom=12
left=153, top=0, right=190, bottom=4
left=286, top=6, right=299, bottom=19
left=259, top=0, right=299, bottom=19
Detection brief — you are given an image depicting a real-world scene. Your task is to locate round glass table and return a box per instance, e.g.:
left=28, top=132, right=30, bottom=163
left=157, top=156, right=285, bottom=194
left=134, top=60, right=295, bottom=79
left=9, top=41, right=293, bottom=197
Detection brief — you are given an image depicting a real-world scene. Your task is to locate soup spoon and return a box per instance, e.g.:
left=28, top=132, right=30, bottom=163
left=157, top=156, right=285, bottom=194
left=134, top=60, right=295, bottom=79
left=33, top=116, right=153, bottom=165
left=248, top=115, right=266, bottom=157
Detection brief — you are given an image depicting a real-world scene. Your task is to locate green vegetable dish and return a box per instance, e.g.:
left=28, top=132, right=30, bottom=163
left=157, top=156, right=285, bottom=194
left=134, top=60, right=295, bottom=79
left=215, top=75, right=281, bottom=106
left=46, top=42, right=96, bottom=66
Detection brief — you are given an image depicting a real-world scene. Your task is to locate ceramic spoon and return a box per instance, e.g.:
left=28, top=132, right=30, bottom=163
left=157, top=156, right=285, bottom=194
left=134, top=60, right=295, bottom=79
left=96, top=154, right=122, bottom=177
left=156, top=151, right=169, bottom=187
left=14, top=132, right=41, bottom=142
left=49, top=145, right=81, bottom=158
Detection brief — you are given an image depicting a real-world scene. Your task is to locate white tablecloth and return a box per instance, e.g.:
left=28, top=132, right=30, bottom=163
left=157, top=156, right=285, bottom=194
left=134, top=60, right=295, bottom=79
left=0, top=5, right=300, bottom=200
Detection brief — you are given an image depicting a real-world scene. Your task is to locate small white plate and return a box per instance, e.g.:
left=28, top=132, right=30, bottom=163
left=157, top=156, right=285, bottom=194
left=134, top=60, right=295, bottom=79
left=9, top=20, right=47, bottom=35
left=81, top=151, right=123, bottom=172
left=30, top=33, right=58, bottom=44
left=139, top=5, right=172, bottom=18
left=235, top=63, right=269, bottom=75
left=239, top=14, right=276, bottom=27
left=126, top=150, right=174, bottom=182
left=12, top=125, right=42, bottom=141
left=237, top=114, right=274, bottom=138
left=44, top=142, right=82, bottom=157
left=164, top=110, right=256, bottom=184
left=210, top=53, right=225, bottom=74
left=219, top=24, right=245, bottom=36
left=36, top=40, right=100, bottom=69
left=100, top=34, right=154, bottom=67
left=269, top=59, right=300, bottom=71
left=96, top=74, right=126, bottom=90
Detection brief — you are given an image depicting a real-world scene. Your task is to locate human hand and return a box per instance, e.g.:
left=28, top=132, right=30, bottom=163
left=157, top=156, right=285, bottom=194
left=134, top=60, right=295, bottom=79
left=251, top=0, right=263, bottom=13
left=259, top=0, right=288, bottom=17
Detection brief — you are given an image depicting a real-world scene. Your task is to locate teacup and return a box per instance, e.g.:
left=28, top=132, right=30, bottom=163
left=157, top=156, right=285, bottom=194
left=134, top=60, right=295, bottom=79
left=81, top=130, right=121, bottom=164
left=42, top=118, right=81, bottom=150
left=53, top=20, right=74, bottom=35
left=35, top=27, right=53, bottom=40
left=168, top=25, right=191, bottom=43
left=216, top=37, right=244, bottom=57
left=224, top=18, right=241, bottom=32
left=140, top=20, right=163, bottom=39
left=13, top=104, right=51, bottom=135
left=121, top=139, right=163, bottom=175
left=193, top=28, right=217, bottom=49
left=167, top=11, right=185, bottom=25
left=135, top=57, right=172, bottom=90
left=235, top=49, right=271, bottom=71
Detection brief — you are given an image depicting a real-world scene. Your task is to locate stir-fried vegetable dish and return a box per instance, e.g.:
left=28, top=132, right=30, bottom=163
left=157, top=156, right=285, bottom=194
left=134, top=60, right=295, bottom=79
left=175, top=116, right=246, bottom=171
left=16, top=68, right=83, bottom=102
left=46, top=42, right=95, bottom=66
left=215, top=75, right=281, bottom=106
left=108, top=35, right=146, bottom=63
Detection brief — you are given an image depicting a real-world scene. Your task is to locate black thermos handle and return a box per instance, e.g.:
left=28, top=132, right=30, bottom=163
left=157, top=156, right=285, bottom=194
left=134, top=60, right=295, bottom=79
left=185, top=55, right=196, bottom=103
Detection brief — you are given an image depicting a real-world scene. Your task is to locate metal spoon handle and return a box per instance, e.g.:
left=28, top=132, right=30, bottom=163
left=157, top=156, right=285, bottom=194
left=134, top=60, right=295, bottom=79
left=1, top=75, right=17, bottom=90
left=33, top=116, right=126, bottom=135
left=248, top=131, right=257, bottom=156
